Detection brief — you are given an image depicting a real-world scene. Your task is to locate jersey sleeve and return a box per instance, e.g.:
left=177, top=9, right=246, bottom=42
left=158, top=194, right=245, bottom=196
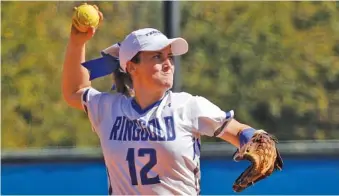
left=190, top=96, right=234, bottom=137
left=81, top=87, right=104, bottom=131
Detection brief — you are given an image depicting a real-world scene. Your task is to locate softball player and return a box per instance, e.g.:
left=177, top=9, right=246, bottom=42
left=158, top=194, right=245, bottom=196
left=62, top=24, right=261, bottom=194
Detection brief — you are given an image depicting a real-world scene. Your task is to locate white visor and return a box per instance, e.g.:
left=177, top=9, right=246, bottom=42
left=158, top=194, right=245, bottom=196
left=114, top=28, right=189, bottom=72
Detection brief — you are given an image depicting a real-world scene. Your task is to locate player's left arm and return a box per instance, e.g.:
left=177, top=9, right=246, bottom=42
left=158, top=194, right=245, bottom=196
left=189, top=95, right=283, bottom=192
left=216, top=119, right=252, bottom=148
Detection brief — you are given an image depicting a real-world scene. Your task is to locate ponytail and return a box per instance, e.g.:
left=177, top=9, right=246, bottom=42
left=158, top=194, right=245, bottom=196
left=113, top=52, right=140, bottom=97
left=113, top=69, right=134, bottom=97
left=83, top=42, right=140, bottom=97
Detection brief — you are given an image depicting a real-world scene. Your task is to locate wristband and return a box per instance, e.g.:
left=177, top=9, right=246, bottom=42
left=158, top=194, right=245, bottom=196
left=239, top=128, right=256, bottom=147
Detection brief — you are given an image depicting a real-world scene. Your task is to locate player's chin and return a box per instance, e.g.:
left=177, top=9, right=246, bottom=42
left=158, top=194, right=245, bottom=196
left=161, top=81, right=173, bottom=89
left=153, top=74, right=173, bottom=90
left=158, top=79, right=173, bottom=90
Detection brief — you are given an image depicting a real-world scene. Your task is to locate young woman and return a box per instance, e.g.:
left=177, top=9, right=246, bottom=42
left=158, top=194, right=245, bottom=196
left=62, top=13, right=277, bottom=195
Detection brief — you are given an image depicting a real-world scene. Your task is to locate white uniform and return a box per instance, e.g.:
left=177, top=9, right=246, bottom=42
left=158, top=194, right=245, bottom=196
left=82, top=88, right=234, bottom=195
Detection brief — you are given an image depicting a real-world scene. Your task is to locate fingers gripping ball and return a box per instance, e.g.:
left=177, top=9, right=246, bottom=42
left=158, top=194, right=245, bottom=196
left=72, top=3, right=100, bottom=32
left=232, top=130, right=283, bottom=193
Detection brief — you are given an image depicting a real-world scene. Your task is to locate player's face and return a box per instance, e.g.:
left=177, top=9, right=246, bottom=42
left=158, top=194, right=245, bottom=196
left=132, top=46, right=175, bottom=92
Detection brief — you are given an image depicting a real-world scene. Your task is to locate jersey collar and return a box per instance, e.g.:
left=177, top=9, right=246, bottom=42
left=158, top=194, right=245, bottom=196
left=131, top=91, right=169, bottom=115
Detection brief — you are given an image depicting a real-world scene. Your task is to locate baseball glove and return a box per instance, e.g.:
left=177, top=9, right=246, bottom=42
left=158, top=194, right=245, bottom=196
left=232, top=130, right=283, bottom=193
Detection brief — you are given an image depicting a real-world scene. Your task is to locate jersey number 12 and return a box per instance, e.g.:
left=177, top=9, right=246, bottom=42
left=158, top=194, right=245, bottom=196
left=126, top=148, right=160, bottom=185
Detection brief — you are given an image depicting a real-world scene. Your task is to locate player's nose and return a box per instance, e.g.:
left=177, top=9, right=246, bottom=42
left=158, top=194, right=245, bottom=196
left=162, top=58, right=173, bottom=72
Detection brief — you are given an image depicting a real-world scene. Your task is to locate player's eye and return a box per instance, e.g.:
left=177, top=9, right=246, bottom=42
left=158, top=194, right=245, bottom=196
left=153, top=54, right=161, bottom=59
left=168, top=55, right=174, bottom=60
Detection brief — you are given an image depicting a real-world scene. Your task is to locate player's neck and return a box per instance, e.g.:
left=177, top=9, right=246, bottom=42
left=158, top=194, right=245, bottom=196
left=133, top=89, right=166, bottom=110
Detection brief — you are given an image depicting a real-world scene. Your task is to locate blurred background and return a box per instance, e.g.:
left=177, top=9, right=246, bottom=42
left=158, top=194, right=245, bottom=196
left=1, top=1, right=339, bottom=195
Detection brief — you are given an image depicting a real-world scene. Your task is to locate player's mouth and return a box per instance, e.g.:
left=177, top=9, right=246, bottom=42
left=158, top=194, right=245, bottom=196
left=161, top=72, right=173, bottom=77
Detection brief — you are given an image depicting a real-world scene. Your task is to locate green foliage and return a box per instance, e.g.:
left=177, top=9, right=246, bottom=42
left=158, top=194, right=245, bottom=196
left=2, top=1, right=339, bottom=149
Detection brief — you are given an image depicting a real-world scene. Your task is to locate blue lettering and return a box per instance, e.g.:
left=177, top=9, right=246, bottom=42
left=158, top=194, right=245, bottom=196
left=109, top=116, right=176, bottom=142
left=110, top=117, right=122, bottom=140
left=132, top=120, right=141, bottom=141
left=148, top=119, right=158, bottom=141
left=118, top=116, right=126, bottom=140
left=164, top=116, right=176, bottom=141
left=123, top=119, right=133, bottom=141
left=139, top=120, right=149, bottom=141
left=153, top=118, right=165, bottom=141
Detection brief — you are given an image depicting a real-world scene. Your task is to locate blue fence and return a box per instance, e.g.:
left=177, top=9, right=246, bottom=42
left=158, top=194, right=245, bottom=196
left=2, top=158, right=339, bottom=195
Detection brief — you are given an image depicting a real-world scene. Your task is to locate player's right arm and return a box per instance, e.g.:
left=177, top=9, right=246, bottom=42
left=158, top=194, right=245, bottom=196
left=62, top=22, right=101, bottom=110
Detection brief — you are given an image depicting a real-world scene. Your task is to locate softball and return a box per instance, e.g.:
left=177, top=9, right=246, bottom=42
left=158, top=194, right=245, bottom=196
left=72, top=3, right=100, bottom=32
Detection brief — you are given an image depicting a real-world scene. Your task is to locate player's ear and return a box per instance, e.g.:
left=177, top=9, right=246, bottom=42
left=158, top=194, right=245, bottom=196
left=126, top=61, right=136, bottom=75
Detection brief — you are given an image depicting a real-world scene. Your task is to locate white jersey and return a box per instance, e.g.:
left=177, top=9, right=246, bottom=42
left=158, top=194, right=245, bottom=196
left=82, top=88, right=234, bottom=195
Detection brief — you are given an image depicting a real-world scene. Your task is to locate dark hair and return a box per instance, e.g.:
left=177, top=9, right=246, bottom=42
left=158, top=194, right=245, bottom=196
left=130, top=52, right=141, bottom=64
left=113, top=52, right=141, bottom=97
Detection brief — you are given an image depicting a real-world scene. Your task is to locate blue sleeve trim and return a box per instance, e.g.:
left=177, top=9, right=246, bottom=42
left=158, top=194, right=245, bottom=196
left=82, top=89, right=90, bottom=114
left=225, top=110, right=234, bottom=120
left=82, top=89, right=90, bottom=103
